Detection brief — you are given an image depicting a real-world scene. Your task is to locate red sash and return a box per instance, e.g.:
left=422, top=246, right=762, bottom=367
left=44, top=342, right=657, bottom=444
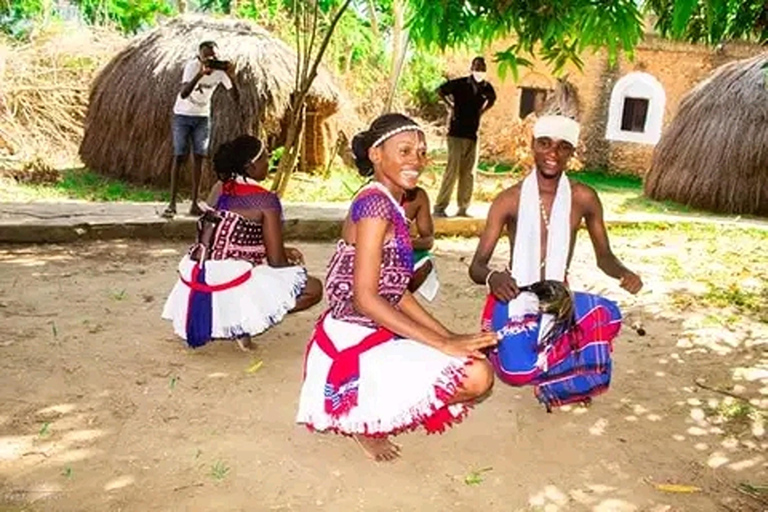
left=307, top=311, right=395, bottom=417
left=179, top=264, right=252, bottom=293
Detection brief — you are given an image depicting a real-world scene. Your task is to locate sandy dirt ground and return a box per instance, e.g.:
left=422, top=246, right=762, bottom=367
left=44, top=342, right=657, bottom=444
left=0, top=233, right=766, bottom=512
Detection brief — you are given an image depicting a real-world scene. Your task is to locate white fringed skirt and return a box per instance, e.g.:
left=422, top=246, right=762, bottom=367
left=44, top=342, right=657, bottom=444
left=296, top=312, right=471, bottom=436
left=162, top=255, right=306, bottom=348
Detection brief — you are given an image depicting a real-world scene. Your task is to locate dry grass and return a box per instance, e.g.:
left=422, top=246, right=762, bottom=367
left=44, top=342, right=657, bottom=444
left=611, top=222, right=768, bottom=323
left=645, top=54, right=768, bottom=216
left=0, top=23, right=125, bottom=170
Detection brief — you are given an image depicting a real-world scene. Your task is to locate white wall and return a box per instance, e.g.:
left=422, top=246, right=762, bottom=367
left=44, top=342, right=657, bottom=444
left=605, top=71, right=666, bottom=145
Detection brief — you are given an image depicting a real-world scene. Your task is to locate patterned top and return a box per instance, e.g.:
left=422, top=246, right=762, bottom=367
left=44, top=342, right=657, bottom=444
left=325, top=183, right=414, bottom=327
left=202, top=179, right=282, bottom=265
left=215, top=180, right=283, bottom=216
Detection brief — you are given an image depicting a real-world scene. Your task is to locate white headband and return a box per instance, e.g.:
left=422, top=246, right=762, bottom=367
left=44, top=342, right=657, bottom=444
left=249, top=143, right=265, bottom=165
left=533, top=115, right=581, bottom=146
left=371, top=125, right=423, bottom=149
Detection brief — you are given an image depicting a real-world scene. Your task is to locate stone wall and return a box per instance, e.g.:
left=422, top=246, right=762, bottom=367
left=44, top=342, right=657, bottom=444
left=440, top=37, right=763, bottom=175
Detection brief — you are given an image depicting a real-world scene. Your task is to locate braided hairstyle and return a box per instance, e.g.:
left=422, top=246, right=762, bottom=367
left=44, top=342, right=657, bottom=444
left=213, top=135, right=264, bottom=183
left=351, top=113, right=423, bottom=177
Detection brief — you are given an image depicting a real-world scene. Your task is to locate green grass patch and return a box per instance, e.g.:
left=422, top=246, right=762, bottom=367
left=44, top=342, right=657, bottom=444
left=1, top=168, right=169, bottom=202
left=55, top=169, right=169, bottom=202
left=701, top=282, right=768, bottom=323
left=567, top=169, right=701, bottom=216
left=709, top=399, right=763, bottom=437
left=276, top=165, right=366, bottom=203
left=613, top=224, right=768, bottom=323
left=0, top=163, right=752, bottom=223
left=209, top=460, right=230, bottom=481
left=619, top=195, right=696, bottom=215
left=477, top=161, right=520, bottom=175
left=569, top=169, right=642, bottom=192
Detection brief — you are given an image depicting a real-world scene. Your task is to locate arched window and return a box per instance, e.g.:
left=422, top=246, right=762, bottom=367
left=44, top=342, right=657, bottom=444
left=605, top=72, right=666, bottom=144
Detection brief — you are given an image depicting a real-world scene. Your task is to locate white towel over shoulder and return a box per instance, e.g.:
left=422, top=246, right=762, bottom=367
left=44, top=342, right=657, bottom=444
left=507, top=171, right=572, bottom=346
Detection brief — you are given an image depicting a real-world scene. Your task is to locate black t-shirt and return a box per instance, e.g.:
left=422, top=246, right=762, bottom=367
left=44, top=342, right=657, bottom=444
left=439, top=76, right=496, bottom=140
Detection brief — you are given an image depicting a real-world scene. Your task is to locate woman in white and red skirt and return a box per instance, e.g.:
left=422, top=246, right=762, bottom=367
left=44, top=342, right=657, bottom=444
left=162, top=135, right=322, bottom=350
left=296, top=114, right=497, bottom=461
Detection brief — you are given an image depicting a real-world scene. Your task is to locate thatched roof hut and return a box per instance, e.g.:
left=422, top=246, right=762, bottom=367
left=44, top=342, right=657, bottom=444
left=79, top=16, right=341, bottom=188
left=644, top=54, right=768, bottom=216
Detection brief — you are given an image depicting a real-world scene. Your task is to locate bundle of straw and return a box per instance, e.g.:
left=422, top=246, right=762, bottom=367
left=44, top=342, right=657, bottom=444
left=0, top=23, right=125, bottom=173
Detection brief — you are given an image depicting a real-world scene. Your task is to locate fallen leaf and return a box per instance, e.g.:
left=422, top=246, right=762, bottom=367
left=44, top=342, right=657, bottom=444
left=654, top=483, right=701, bottom=493
left=464, top=467, right=492, bottom=486
left=246, top=360, right=263, bottom=374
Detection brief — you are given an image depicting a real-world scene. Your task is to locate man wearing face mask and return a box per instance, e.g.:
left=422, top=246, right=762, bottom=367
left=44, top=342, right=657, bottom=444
left=434, top=56, right=496, bottom=218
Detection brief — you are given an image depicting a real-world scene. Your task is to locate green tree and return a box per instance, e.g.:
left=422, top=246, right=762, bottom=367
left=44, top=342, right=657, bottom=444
left=72, top=0, right=174, bottom=34
left=270, top=0, right=354, bottom=196
left=0, top=0, right=51, bottom=39
left=644, top=0, right=768, bottom=45
left=406, top=0, right=645, bottom=78
left=405, top=0, right=766, bottom=79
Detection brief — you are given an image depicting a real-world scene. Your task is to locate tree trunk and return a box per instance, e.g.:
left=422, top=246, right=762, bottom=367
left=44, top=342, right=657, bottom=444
left=269, top=0, right=353, bottom=197
left=366, top=0, right=380, bottom=38
left=390, top=0, right=404, bottom=83
left=383, top=35, right=409, bottom=114
left=272, top=105, right=305, bottom=196
left=382, top=0, right=407, bottom=113
left=344, top=44, right=354, bottom=74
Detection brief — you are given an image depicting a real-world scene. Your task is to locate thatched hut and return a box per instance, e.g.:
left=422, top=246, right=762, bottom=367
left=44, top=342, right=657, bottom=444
left=644, top=54, right=768, bottom=216
left=79, top=16, right=341, bottom=188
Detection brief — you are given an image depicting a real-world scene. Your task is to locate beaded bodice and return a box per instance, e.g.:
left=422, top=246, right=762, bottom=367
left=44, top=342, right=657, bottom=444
left=204, top=179, right=282, bottom=265
left=325, top=183, right=414, bottom=327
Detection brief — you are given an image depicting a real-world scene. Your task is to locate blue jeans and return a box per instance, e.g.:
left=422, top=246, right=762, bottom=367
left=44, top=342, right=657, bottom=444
left=172, top=114, right=210, bottom=156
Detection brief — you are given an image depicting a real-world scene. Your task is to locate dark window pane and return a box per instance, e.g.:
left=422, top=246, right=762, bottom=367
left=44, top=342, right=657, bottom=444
left=620, top=97, right=649, bottom=132
left=519, top=87, right=549, bottom=119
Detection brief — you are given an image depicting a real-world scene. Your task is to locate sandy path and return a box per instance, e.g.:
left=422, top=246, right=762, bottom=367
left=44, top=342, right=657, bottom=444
left=0, top=236, right=765, bottom=512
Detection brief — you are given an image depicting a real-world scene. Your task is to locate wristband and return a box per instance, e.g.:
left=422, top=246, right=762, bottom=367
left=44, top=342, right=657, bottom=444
left=485, top=270, right=498, bottom=291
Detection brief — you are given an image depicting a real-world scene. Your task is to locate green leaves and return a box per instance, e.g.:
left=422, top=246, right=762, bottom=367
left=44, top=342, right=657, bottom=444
left=407, top=0, right=643, bottom=80
left=407, top=0, right=764, bottom=79
left=672, top=0, right=699, bottom=36
left=72, top=0, right=175, bottom=34
left=209, top=460, right=230, bottom=481
left=0, top=0, right=47, bottom=39
left=495, top=46, right=532, bottom=82
left=647, top=0, right=767, bottom=45
left=464, top=466, right=492, bottom=485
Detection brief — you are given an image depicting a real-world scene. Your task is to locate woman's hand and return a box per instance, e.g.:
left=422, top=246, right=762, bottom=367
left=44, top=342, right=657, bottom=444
left=439, top=332, right=498, bottom=360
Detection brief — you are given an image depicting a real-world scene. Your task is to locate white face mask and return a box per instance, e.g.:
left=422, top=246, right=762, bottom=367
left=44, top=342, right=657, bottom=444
left=472, top=71, right=486, bottom=82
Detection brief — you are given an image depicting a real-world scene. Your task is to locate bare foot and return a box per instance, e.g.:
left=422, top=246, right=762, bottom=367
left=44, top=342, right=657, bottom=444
left=235, top=335, right=253, bottom=352
left=353, top=435, right=401, bottom=462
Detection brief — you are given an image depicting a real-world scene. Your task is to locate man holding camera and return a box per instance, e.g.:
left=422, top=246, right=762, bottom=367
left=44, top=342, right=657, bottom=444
left=163, top=40, right=238, bottom=218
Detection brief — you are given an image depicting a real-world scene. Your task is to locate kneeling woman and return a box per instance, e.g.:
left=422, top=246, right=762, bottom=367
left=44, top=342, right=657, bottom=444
left=296, top=114, right=496, bottom=461
left=162, top=135, right=322, bottom=349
